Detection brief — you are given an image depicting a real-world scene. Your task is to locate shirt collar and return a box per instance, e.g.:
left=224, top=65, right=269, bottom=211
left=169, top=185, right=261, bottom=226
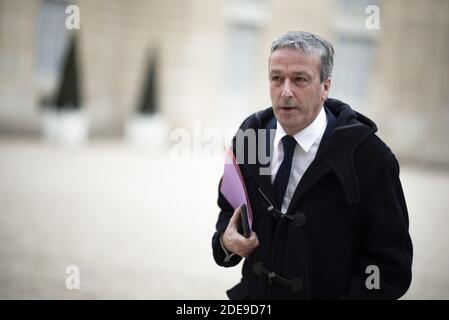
left=274, top=106, right=327, bottom=153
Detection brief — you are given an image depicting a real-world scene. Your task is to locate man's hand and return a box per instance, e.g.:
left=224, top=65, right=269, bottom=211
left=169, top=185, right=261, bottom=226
left=221, top=207, right=259, bottom=257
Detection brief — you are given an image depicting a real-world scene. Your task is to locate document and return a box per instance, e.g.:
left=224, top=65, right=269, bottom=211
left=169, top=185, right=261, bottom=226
left=220, top=146, right=253, bottom=229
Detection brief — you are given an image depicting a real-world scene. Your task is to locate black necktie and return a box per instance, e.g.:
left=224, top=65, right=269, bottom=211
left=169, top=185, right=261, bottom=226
left=273, top=135, right=297, bottom=210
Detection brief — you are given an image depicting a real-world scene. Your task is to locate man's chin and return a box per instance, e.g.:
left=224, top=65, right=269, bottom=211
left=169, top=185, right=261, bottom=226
left=276, top=110, right=300, bottom=121
left=277, top=116, right=304, bottom=132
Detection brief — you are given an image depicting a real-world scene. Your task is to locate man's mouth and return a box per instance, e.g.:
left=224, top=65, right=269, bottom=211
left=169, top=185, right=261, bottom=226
left=279, top=106, right=297, bottom=111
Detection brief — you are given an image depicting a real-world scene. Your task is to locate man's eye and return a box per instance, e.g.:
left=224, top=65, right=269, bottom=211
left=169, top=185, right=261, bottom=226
left=295, top=77, right=307, bottom=82
left=271, top=76, right=281, bottom=81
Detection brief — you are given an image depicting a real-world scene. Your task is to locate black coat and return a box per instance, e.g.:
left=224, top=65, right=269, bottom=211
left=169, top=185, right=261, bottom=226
left=212, top=98, right=413, bottom=300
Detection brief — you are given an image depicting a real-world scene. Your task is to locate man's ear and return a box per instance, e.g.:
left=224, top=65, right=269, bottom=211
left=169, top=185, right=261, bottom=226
left=321, top=78, right=331, bottom=103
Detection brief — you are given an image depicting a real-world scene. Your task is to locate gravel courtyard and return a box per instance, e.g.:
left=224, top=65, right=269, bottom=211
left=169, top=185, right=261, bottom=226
left=1, top=138, right=448, bottom=299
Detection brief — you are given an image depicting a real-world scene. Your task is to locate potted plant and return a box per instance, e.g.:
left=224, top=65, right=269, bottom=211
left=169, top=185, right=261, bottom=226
left=41, top=35, right=88, bottom=145
left=125, top=49, right=169, bottom=146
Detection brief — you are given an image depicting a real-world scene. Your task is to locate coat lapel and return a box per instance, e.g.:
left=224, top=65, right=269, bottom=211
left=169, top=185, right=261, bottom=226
left=245, top=116, right=277, bottom=205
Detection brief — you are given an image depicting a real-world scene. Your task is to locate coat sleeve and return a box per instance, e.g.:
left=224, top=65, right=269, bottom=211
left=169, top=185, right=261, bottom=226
left=211, top=116, right=254, bottom=268
left=339, top=152, right=413, bottom=299
left=211, top=112, right=262, bottom=268
left=211, top=178, right=243, bottom=267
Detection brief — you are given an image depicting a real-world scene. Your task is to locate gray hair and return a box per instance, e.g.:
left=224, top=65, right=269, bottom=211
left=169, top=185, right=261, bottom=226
left=270, top=31, right=334, bottom=82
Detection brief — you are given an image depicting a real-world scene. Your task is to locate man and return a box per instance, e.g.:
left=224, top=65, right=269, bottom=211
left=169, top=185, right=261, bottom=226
left=212, top=31, right=413, bottom=299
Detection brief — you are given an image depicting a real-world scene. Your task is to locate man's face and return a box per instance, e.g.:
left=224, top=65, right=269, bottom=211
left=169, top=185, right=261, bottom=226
left=269, top=47, right=330, bottom=135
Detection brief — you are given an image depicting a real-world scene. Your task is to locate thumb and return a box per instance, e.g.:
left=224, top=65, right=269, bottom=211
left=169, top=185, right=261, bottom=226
left=248, top=231, right=259, bottom=247
left=228, top=206, right=242, bottom=229
left=249, top=231, right=257, bottom=240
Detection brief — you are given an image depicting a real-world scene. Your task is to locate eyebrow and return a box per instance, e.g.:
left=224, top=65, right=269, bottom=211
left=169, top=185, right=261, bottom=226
left=269, top=70, right=313, bottom=78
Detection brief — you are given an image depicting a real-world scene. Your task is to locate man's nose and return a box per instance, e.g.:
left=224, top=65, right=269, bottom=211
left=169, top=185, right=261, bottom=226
left=281, top=80, right=293, bottom=98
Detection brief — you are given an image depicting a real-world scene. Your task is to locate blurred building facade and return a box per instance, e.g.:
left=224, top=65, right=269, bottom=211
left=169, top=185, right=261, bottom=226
left=0, top=0, right=448, bottom=165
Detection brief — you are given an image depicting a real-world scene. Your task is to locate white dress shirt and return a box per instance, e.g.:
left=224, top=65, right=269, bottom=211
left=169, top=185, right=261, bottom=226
left=271, top=106, right=328, bottom=213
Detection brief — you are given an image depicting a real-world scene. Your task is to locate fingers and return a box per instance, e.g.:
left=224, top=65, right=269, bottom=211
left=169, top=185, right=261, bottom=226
left=239, top=232, right=260, bottom=258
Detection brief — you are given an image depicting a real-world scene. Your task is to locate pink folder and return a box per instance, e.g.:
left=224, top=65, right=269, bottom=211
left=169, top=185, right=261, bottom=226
left=220, top=146, right=253, bottom=229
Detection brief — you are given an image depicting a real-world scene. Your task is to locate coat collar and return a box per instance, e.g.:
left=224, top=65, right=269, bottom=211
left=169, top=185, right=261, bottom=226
left=241, top=103, right=374, bottom=213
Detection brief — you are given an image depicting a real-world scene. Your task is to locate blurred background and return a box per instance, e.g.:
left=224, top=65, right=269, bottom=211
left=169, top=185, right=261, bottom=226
left=0, top=0, right=448, bottom=299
